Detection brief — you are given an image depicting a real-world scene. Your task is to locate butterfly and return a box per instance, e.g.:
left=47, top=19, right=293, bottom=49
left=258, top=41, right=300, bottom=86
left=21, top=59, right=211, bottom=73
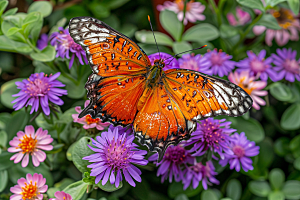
left=68, top=17, right=253, bottom=161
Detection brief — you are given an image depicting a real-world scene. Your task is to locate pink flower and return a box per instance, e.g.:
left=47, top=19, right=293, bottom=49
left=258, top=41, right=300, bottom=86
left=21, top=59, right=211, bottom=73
left=227, top=7, right=251, bottom=26
left=157, top=0, right=205, bottom=25
left=8, top=125, right=53, bottom=167
left=72, top=100, right=110, bottom=130
left=228, top=71, right=268, bottom=110
left=50, top=191, right=73, bottom=200
left=253, top=8, right=300, bottom=46
left=10, top=173, right=48, bottom=200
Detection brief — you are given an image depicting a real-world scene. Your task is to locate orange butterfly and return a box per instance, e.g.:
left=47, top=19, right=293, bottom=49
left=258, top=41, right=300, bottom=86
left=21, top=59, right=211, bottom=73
left=69, top=17, right=252, bottom=161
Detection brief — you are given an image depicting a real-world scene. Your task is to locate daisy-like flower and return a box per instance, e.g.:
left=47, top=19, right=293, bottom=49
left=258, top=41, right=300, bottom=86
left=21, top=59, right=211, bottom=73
left=50, top=27, right=88, bottom=69
left=186, top=118, right=236, bottom=159
left=182, top=161, right=219, bottom=190
left=157, top=0, right=205, bottom=25
left=178, top=53, right=213, bottom=74
left=10, top=173, right=48, bottom=200
left=229, top=70, right=267, bottom=110
left=12, top=72, right=67, bottom=116
left=253, top=8, right=300, bottom=46
left=109, top=124, right=133, bottom=136
left=149, top=145, right=195, bottom=183
left=37, top=33, right=48, bottom=50
left=50, top=191, right=73, bottom=200
left=72, top=100, right=110, bottom=130
left=219, top=132, right=259, bottom=172
left=8, top=125, right=53, bottom=167
left=271, top=48, right=300, bottom=82
left=199, top=49, right=235, bottom=77
left=83, top=127, right=148, bottom=187
left=236, top=50, right=276, bottom=81
left=227, top=7, right=251, bottom=26
left=148, top=52, right=179, bottom=70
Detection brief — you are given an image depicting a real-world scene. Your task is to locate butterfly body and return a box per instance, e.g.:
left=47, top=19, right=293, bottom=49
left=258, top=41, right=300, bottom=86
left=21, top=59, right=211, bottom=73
left=69, top=17, right=253, bottom=161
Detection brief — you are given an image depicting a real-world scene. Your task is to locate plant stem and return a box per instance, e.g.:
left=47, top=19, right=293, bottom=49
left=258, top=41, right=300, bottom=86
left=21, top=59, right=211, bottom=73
left=209, top=0, right=221, bottom=26
left=231, top=14, right=263, bottom=54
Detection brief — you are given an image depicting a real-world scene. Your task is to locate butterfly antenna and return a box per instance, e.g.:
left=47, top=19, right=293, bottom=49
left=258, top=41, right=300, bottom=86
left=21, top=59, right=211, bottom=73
left=165, top=45, right=207, bottom=65
left=148, top=15, right=161, bottom=59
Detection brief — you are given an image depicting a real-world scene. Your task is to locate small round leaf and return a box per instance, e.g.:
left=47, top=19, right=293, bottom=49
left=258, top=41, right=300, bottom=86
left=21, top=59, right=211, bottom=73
left=269, top=168, right=285, bottom=190
left=280, top=103, right=300, bottom=130
left=249, top=181, right=271, bottom=197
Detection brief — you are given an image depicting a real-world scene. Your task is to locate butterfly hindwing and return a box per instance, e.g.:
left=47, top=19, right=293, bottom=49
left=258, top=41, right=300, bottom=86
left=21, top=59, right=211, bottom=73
left=164, top=69, right=253, bottom=120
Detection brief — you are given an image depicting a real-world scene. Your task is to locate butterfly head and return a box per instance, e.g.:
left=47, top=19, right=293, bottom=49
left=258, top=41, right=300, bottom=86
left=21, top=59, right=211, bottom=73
left=154, top=59, right=165, bottom=69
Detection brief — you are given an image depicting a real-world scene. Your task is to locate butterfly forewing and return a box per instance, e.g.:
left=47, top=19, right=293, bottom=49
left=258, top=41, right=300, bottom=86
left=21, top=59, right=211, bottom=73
left=164, top=69, right=253, bottom=119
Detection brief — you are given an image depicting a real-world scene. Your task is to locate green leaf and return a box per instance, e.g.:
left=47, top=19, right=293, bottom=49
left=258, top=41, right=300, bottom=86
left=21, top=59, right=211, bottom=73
left=28, top=1, right=53, bottom=17
left=97, top=180, right=123, bottom=192
left=0, top=35, right=32, bottom=53
left=175, top=194, right=188, bottom=200
left=274, top=137, right=290, bottom=156
left=49, top=17, right=67, bottom=36
left=280, top=103, right=300, bottom=130
left=269, top=82, right=293, bottom=102
left=63, top=180, right=89, bottom=200
left=0, top=152, right=14, bottom=171
left=294, top=157, right=300, bottom=170
left=182, top=23, right=219, bottom=43
left=168, top=182, right=202, bottom=198
left=237, top=0, right=265, bottom=12
left=269, top=168, right=285, bottom=190
left=22, top=12, right=42, bottom=38
left=226, top=179, right=242, bottom=200
left=0, top=113, right=10, bottom=130
left=265, top=0, right=287, bottom=7
left=160, top=10, right=182, bottom=41
left=47, top=187, right=59, bottom=198
left=173, top=41, right=192, bottom=55
left=0, top=0, right=8, bottom=16
left=1, top=15, right=26, bottom=42
left=220, top=24, right=239, bottom=38
left=290, top=135, right=300, bottom=158
left=0, top=170, right=8, bottom=192
left=249, top=181, right=271, bottom=197
left=72, top=137, right=95, bottom=173
left=287, top=0, right=299, bottom=15
left=6, top=110, right=29, bottom=141
left=3, top=7, right=18, bottom=16
left=256, top=14, right=281, bottom=30
left=0, top=130, right=7, bottom=148
left=282, top=180, right=300, bottom=199
left=66, top=142, right=77, bottom=161
left=135, top=30, right=173, bottom=46
left=257, top=137, right=274, bottom=169
left=30, top=45, right=56, bottom=62
left=201, top=190, right=218, bottom=200
left=268, top=191, right=285, bottom=200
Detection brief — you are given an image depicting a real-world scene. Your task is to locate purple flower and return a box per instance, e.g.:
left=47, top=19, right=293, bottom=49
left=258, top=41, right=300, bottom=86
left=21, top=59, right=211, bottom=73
left=109, top=124, right=134, bottom=136
left=178, top=53, right=213, bottom=74
left=199, top=49, right=235, bottom=77
left=148, top=52, right=179, bottom=70
left=271, top=48, right=300, bottom=82
left=83, top=127, right=148, bottom=187
left=182, top=161, right=219, bottom=190
left=186, top=118, right=236, bottom=159
left=50, top=27, right=88, bottom=69
left=8, top=125, right=53, bottom=167
left=219, top=132, right=259, bottom=172
left=149, top=145, right=194, bottom=183
left=37, top=33, right=48, bottom=50
left=236, top=50, right=277, bottom=81
left=12, top=72, right=67, bottom=115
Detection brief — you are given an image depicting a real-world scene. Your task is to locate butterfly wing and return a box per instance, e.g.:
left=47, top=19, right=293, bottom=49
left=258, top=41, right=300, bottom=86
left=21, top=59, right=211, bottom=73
left=164, top=69, right=253, bottom=120
left=69, top=17, right=150, bottom=126
left=134, top=69, right=252, bottom=161
left=133, top=84, right=196, bottom=161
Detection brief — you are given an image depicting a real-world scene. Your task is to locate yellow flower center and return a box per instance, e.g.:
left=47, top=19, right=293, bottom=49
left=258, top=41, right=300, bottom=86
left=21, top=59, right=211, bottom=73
left=175, top=0, right=192, bottom=11
left=272, top=8, right=295, bottom=29
left=85, top=115, right=100, bottom=125
left=237, top=77, right=254, bottom=95
left=18, top=135, right=37, bottom=153
left=21, top=181, right=39, bottom=200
